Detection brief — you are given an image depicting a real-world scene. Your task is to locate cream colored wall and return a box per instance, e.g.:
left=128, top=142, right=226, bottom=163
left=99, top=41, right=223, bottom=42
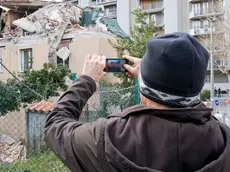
left=0, top=35, right=117, bottom=81
left=69, top=35, right=118, bottom=77
left=0, top=42, right=49, bottom=81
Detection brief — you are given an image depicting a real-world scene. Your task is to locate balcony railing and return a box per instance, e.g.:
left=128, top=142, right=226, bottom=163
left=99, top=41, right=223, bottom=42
left=105, top=10, right=117, bottom=17
left=140, top=1, right=164, bottom=11
left=96, top=0, right=116, bottom=5
left=155, top=19, right=164, bottom=26
left=189, top=27, right=216, bottom=36
left=189, top=7, right=224, bottom=18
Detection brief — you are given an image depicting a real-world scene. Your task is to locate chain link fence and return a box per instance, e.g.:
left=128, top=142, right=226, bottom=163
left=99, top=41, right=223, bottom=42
left=1, top=81, right=230, bottom=171
left=0, top=83, right=139, bottom=172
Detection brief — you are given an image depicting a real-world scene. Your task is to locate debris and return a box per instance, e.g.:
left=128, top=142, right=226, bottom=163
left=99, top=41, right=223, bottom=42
left=57, top=47, right=70, bottom=61
left=12, top=2, right=82, bottom=61
left=13, top=2, right=82, bottom=34
left=0, top=1, right=128, bottom=62
left=0, top=134, right=15, bottom=145
left=0, top=135, right=25, bottom=163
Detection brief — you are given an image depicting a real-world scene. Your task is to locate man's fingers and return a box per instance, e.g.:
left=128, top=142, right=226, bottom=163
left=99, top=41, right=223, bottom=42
left=101, top=55, right=106, bottom=62
left=126, top=72, right=132, bottom=77
left=101, top=55, right=106, bottom=67
left=97, top=55, right=102, bottom=62
left=92, top=54, right=97, bottom=61
left=85, top=54, right=91, bottom=61
left=123, top=55, right=137, bottom=63
left=124, top=64, right=135, bottom=73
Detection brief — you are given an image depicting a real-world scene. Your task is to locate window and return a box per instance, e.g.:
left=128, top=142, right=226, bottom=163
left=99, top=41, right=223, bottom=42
left=19, top=48, right=32, bottom=72
left=151, top=14, right=157, bottom=26
left=97, top=0, right=104, bottom=3
left=192, top=21, right=201, bottom=30
left=192, top=4, right=201, bottom=15
left=57, top=56, right=69, bottom=67
left=105, top=5, right=116, bottom=16
left=140, top=0, right=149, bottom=10
left=203, top=2, right=209, bottom=14
left=203, top=20, right=209, bottom=29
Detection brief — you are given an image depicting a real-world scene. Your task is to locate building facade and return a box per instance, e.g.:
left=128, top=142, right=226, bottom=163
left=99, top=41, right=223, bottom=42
left=116, top=0, right=230, bottom=93
left=117, top=0, right=189, bottom=34
left=188, top=0, right=230, bottom=91
left=78, top=0, right=117, bottom=19
left=0, top=34, right=118, bottom=81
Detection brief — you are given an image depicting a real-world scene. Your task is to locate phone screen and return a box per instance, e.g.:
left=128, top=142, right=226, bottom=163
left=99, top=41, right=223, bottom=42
left=104, top=58, right=127, bottom=72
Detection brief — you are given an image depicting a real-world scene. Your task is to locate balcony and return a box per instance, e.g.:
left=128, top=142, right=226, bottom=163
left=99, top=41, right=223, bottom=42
left=96, top=0, right=116, bottom=6
left=189, top=27, right=216, bottom=36
left=189, top=0, right=203, bottom=2
left=140, top=1, right=164, bottom=13
left=104, top=9, right=117, bottom=18
left=154, top=19, right=164, bottom=27
left=189, top=8, right=224, bottom=19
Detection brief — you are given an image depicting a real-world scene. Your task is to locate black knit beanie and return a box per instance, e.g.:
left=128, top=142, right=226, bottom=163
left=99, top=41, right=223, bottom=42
left=139, top=32, right=209, bottom=107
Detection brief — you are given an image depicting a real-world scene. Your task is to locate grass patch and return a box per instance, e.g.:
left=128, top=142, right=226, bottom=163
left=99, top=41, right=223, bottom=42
left=0, top=151, right=69, bottom=172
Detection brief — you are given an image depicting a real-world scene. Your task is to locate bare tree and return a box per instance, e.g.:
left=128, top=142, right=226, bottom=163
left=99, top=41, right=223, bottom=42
left=197, top=0, right=230, bottom=90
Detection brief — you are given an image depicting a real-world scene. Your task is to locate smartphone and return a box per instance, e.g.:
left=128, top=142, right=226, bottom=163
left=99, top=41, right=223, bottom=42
left=104, top=58, right=127, bottom=73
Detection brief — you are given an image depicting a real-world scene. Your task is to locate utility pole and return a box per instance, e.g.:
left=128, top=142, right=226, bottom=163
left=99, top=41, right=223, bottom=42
left=209, top=19, right=215, bottom=109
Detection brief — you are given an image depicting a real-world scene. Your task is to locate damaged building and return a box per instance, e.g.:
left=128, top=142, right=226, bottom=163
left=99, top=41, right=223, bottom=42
left=0, top=0, right=127, bottom=81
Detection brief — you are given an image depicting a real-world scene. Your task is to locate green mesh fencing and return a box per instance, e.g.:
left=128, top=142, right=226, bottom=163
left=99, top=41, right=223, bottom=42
left=0, top=83, right=139, bottom=172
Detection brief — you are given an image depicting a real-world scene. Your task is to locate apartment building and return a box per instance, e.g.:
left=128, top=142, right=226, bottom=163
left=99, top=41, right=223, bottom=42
left=79, top=0, right=117, bottom=18
left=95, top=0, right=117, bottom=18
left=117, top=0, right=188, bottom=34
left=188, top=0, right=224, bottom=37
left=187, top=0, right=230, bottom=91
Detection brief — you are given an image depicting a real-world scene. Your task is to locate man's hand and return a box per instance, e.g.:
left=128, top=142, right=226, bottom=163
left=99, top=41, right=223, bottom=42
left=82, top=54, right=106, bottom=81
left=123, top=55, right=141, bottom=77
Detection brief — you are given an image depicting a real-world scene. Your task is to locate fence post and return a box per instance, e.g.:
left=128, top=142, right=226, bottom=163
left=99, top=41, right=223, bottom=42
left=135, top=78, right=140, bottom=105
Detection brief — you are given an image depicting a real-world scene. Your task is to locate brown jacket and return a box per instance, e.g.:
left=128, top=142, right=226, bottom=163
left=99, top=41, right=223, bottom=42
left=44, top=75, right=230, bottom=172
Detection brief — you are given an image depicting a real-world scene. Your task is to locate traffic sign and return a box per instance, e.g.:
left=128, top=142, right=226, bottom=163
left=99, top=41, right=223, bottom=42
left=215, top=100, right=219, bottom=106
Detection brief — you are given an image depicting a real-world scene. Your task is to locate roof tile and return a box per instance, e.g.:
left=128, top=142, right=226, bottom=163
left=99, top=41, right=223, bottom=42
left=28, top=100, right=56, bottom=112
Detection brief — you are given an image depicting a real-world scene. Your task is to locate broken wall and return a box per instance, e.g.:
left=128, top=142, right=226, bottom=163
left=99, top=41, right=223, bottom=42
left=5, top=12, right=23, bottom=28
left=69, top=34, right=118, bottom=77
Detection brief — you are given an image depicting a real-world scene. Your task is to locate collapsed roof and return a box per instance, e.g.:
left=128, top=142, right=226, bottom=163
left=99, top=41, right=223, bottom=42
left=1, top=1, right=128, bottom=61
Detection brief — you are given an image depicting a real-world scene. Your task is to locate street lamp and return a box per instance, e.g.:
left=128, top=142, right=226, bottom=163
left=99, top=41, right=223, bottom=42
left=207, top=17, right=216, bottom=110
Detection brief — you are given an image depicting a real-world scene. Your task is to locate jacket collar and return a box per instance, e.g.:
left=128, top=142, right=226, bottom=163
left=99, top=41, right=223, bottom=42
left=108, top=103, right=212, bottom=124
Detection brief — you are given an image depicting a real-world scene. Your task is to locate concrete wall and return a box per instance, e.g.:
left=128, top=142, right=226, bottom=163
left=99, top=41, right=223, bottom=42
left=178, top=0, right=189, bottom=33
left=117, top=0, right=131, bottom=34
left=117, top=0, right=139, bottom=34
left=164, top=0, right=179, bottom=33
left=0, top=41, right=49, bottom=81
left=0, top=34, right=118, bottom=81
left=69, top=34, right=118, bottom=77
left=6, top=12, right=22, bottom=28
left=160, top=0, right=189, bottom=34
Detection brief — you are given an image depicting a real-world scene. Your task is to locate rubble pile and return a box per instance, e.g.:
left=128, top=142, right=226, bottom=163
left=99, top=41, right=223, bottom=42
left=12, top=2, right=83, bottom=61
left=0, top=1, right=128, bottom=61
left=0, top=134, right=25, bottom=163
left=13, top=2, right=82, bottom=34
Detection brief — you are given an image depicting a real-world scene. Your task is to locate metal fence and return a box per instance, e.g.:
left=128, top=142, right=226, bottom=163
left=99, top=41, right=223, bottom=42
left=212, top=97, right=230, bottom=126
left=0, top=83, right=138, bottom=172
left=1, top=81, right=230, bottom=171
